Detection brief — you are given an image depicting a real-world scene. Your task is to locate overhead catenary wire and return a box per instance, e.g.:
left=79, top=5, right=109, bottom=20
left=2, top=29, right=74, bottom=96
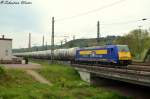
left=54, top=18, right=149, bottom=35
left=56, top=0, right=126, bottom=22
left=50, top=0, right=130, bottom=44
left=49, top=0, right=149, bottom=48
left=101, top=18, right=150, bottom=26
left=52, top=18, right=149, bottom=41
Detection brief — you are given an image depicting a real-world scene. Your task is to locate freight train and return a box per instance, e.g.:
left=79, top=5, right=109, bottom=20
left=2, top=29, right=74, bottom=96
left=14, top=45, right=132, bottom=66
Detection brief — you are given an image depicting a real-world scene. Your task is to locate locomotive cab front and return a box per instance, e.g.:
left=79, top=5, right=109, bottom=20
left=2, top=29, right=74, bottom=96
left=117, top=45, right=132, bottom=65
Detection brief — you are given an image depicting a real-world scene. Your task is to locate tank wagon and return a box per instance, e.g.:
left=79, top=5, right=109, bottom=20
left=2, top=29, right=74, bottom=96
left=54, top=48, right=78, bottom=61
left=14, top=45, right=132, bottom=66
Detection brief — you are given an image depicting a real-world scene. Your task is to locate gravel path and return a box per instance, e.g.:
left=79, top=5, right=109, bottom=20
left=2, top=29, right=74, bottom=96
left=26, top=70, right=52, bottom=86
left=2, top=62, right=41, bottom=69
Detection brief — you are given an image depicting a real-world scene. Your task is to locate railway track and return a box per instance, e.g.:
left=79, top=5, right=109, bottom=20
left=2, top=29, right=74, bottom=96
left=72, top=64, right=150, bottom=77
left=72, top=63, right=150, bottom=87
left=129, top=62, right=150, bottom=71
left=132, top=62, right=150, bottom=66
left=128, top=65, right=150, bottom=71
left=72, top=63, right=150, bottom=72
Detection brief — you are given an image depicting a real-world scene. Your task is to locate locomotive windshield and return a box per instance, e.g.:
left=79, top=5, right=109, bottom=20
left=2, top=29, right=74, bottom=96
left=117, top=45, right=129, bottom=52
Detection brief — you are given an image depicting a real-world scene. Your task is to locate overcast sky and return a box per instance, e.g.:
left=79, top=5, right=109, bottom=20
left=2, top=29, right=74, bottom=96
left=0, top=0, right=150, bottom=48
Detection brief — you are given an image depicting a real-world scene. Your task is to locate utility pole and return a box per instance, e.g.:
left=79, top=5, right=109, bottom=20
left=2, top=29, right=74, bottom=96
left=64, top=38, right=67, bottom=43
left=138, top=18, right=147, bottom=59
left=0, top=34, right=4, bottom=39
left=64, top=36, right=68, bottom=44
left=73, top=35, right=75, bottom=40
left=45, top=42, right=47, bottom=50
left=28, top=33, right=31, bottom=49
left=97, top=21, right=100, bottom=44
left=61, top=40, right=63, bottom=47
left=138, top=26, right=142, bottom=59
left=42, top=35, right=45, bottom=47
left=51, top=17, right=55, bottom=63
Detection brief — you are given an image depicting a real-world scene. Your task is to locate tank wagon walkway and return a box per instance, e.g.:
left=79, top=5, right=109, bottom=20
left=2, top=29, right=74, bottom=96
left=1, top=63, right=52, bottom=86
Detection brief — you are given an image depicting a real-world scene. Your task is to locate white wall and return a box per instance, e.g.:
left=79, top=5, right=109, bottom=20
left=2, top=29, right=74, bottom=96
left=0, top=40, right=12, bottom=60
left=75, top=68, right=91, bottom=83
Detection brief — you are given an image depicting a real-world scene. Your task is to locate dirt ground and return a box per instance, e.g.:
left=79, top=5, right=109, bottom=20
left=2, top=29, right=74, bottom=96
left=26, top=69, right=52, bottom=86
left=2, top=62, right=42, bottom=69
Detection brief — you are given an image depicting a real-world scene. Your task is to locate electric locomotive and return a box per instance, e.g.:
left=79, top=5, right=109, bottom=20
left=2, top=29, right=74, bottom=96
left=74, top=45, right=132, bottom=66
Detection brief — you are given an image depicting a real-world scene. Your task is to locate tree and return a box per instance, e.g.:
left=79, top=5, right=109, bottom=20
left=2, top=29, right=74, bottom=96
left=115, top=29, right=150, bottom=59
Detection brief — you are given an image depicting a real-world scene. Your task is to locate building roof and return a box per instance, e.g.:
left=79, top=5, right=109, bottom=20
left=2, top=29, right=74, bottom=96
left=0, top=38, right=12, bottom=41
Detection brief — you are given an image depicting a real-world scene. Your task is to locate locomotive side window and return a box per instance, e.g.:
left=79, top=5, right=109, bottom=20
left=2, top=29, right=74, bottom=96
left=111, top=48, right=113, bottom=52
left=108, top=48, right=113, bottom=54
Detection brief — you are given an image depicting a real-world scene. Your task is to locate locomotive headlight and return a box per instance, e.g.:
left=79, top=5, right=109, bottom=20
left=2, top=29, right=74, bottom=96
left=118, top=52, right=132, bottom=60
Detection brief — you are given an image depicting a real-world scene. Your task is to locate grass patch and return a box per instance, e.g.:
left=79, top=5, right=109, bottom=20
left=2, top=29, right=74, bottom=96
left=0, top=69, right=58, bottom=99
left=0, top=65, right=5, bottom=76
left=34, top=60, right=132, bottom=99
left=0, top=60, right=132, bottom=99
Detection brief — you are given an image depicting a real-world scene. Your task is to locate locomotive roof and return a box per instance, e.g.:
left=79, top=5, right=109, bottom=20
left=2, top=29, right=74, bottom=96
left=78, top=45, right=127, bottom=50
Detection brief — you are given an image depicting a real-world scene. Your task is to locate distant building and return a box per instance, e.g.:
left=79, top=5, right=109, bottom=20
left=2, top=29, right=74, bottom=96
left=0, top=35, right=22, bottom=64
left=0, top=36, right=12, bottom=62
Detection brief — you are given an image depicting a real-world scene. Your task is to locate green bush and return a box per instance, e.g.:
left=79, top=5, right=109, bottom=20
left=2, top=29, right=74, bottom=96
left=0, top=66, right=5, bottom=75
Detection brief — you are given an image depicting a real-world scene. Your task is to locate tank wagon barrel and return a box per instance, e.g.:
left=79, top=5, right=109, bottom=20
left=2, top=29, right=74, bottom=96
left=13, top=47, right=79, bottom=61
